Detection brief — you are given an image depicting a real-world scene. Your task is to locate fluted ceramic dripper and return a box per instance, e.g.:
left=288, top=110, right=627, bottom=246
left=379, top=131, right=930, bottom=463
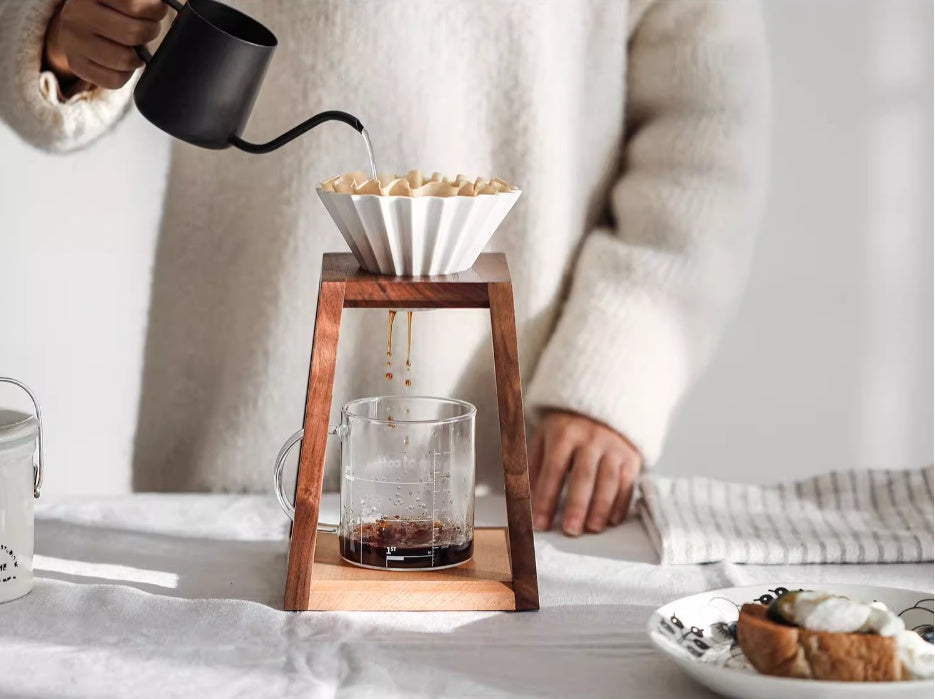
left=317, top=172, right=521, bottom=276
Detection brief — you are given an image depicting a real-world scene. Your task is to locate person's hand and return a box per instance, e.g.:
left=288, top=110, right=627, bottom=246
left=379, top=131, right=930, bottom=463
left=529, top=410, right=642, bottom=536
left=44, top=0, right=169, bottom=90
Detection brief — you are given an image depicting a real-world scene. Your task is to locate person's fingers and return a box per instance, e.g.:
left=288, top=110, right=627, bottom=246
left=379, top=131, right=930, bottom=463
left=585, top=456, right=622, bottom=533
left=99, top=0, right=170, bottom=22
left=608, top=459, right=639, bottom=525
left=527, top=430, right=544, bottom=492
left=561, top=446, right=601, bottom=536
left=80, top=33, right=144, bottom=71
left=74, top=1, right=163, bottom=46
left=532, top=431, right=574, bottom=531
left=68, top=54, right=134, bottom=89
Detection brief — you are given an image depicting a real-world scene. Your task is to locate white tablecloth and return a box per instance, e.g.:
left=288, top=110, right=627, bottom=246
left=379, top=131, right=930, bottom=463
left=1, top=494, right=931, bottom=699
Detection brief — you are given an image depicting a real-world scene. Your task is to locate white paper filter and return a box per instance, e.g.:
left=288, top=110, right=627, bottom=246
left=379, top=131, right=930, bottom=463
left=317, top=189, right=521, bottom=276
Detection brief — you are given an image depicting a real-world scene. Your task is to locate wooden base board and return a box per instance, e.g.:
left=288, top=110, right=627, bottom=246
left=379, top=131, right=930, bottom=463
left=298, top=527, right=516, bottom=611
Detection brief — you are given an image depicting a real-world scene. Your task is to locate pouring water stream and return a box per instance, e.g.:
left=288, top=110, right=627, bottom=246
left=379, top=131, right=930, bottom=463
left=361, top=127, right=378, bottom=180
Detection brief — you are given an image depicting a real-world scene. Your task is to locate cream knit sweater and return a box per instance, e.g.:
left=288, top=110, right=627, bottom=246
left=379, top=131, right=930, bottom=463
left=0, top=0, right=768, bottom=492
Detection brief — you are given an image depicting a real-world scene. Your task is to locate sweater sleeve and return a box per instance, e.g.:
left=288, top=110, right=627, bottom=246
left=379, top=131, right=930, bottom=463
left=524, top=0, right=770, bottom=465
left=0, top=0, right=134, bottom=153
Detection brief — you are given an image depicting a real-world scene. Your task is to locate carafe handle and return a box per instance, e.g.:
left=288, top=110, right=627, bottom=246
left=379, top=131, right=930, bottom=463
left=273, top=427, right=343, bottom=533
left=0, top=378, right=44, bottom=499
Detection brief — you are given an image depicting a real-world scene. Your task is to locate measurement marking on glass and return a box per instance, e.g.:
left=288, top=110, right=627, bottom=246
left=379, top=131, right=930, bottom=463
left=345, top=476, right=439, bottom=486
left=386, top=554, right=432, bottom=561
left=432, top=446, right=438, bottom=567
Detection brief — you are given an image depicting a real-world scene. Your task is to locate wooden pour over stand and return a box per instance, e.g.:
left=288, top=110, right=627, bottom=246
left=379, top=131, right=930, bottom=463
left=284, top=252, right=539, bottom=612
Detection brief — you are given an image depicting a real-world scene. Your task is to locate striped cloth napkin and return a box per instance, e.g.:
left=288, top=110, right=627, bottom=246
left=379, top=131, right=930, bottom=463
left=638, top=467, right=934, bottom=565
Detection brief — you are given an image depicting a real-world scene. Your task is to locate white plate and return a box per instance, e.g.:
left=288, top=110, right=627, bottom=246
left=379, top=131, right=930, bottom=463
left=647, top=583, right=934, bottom=699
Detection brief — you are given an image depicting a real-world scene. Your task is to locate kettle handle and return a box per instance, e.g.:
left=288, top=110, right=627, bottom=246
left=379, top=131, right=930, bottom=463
left=135, top=0, right=184, bottom=64
left=0, top=378, right=44, bottom=499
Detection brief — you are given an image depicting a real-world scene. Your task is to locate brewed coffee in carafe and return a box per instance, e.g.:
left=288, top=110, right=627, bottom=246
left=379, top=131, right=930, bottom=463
left=337, top=396, right=475, bottom=571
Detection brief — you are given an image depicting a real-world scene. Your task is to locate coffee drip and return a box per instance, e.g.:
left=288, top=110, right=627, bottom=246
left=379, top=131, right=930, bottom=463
left=405, top=311, right=413, bottom=389
left=384, top=310, right=414, bottom=391
left=385, top=310, right=396, bottom=381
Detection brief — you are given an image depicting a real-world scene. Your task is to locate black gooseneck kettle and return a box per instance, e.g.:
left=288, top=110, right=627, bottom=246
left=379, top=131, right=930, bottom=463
left=134, top=0, right=363, bottom=153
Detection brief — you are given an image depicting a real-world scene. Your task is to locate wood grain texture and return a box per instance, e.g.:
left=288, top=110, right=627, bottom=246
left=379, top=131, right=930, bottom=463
left=305, top=527, right=516, bottom=611
left=285, top=252, right=538, bottom=611
left=344, top=283, right=489, bottom=308
left=284, top=277, right=346, bottom=611
left=488, top=280, right=540, bottom=611
left=323, top=252, right=512, bottom=283
left=322, top=252, right=510, bottom=308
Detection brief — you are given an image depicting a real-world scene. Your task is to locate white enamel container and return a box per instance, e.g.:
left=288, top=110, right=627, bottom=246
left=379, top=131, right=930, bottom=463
left=0, top=379, right=44, bottom=604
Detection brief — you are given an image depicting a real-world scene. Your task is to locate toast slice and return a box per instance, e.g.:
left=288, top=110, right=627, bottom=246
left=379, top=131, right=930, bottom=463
left=736, top=603, right=905, bottom=681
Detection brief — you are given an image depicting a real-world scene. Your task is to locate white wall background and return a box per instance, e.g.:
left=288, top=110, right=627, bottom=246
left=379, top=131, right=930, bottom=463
left=0, top=0, right=931, bottom=495
left=0, top=108, right=168, bottom=495
left=660, top=0, right=933, bottom=482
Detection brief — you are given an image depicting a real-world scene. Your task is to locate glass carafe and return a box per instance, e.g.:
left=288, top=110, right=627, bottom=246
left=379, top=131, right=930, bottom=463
left=275, top=396, right=475, bottom=570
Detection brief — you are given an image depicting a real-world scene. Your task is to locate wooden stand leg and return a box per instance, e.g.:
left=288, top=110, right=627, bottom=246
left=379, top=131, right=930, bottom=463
left=284, top=278, right=346, bottom=610
left=488, top=281, right=540, bottom=611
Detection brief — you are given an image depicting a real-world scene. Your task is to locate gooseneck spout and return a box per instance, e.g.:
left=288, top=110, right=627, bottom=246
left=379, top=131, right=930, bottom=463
left=229, top=110, right=364, bottom=154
